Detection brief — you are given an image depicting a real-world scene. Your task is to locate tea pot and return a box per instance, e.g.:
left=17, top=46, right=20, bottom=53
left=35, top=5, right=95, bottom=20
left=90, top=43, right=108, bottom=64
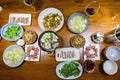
left=104, top=25, right=120, bottom=43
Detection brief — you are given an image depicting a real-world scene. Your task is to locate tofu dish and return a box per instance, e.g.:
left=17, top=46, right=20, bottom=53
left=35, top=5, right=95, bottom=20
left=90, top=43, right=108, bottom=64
left=39, top=31, right=60, bottom=52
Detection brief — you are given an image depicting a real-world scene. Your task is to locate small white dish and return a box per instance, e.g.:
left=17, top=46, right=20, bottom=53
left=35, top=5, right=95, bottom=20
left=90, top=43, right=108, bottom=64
left=56, top=61, right=83, bottom=79
left=105, top=46, right=120, bottom=61
left=103, top=60, right=118, bottom=75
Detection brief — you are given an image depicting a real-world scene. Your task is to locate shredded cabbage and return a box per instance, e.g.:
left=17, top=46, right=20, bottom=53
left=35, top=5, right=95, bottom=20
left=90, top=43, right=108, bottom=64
left=5, top=48, right=23, bottom=65
left=70, top=16, right=87, bottom=33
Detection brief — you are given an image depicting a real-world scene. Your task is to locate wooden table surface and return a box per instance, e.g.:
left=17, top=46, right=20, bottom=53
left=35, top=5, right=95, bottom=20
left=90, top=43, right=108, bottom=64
left=0, top=0, right=120, bottom=80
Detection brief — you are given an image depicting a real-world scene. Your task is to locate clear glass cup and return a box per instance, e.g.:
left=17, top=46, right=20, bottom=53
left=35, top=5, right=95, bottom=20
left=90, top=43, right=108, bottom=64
left=23, top=0, right=36, bottom=13
left=85, top=0, right=100, bottom=17
left=112, top=14, right=119, bottom=21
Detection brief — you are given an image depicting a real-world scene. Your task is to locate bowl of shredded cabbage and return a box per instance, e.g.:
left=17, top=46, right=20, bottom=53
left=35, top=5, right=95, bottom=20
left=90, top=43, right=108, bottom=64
left=3, top=45, right=25, bottom=67
left=67, top=12, right=89, bottom=34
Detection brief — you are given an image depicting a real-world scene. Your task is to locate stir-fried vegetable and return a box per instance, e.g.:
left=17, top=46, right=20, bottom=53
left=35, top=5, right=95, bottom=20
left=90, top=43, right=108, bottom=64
left=5, top=25, right=21, bottom=39
left=59, top=62, right=80, bottom=78
left=42, top=13, right=62, bottom=30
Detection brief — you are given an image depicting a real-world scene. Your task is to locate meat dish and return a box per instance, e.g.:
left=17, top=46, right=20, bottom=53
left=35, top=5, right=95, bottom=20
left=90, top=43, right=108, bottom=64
left=85, top=45, right=98, bottom=59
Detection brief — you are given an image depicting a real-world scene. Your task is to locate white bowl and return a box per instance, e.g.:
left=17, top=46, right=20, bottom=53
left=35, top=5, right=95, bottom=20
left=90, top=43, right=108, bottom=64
left=105, top=46, right=120, bottom=61
left=67, top=12, right=88, bottom=34
left=3, top=45, right=25, bottom=67
left=103, top=60, right=118, bottom=75
left=1, top=23, right=24, bottom=41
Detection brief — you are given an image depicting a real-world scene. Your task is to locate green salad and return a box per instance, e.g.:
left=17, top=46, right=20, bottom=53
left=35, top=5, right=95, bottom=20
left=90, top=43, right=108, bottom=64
left=59, top=62, right=80, bottom=78
left=5, top=25, right=21, bottom=39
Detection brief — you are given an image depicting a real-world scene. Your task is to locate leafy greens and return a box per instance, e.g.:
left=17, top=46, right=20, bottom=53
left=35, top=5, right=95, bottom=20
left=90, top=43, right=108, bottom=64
left=5, top=25, right=21, bottom=39
left=59, top=62, right=80, bottom=78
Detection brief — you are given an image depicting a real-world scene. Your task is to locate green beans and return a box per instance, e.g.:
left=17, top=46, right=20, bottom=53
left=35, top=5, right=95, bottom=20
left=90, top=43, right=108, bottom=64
left=5, top=26, right=21, bottom=39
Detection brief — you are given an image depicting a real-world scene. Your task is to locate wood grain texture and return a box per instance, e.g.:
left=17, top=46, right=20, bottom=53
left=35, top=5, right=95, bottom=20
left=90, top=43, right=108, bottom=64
left=0, top=0, right=120, bottom=80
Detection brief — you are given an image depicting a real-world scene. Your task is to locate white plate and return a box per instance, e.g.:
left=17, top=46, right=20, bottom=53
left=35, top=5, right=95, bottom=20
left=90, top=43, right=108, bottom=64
left=3, top=45, right=25, bottom=67
left=55, top=47, right=81, bottom=61
left=84, top=44, right=100, bottom=60
left=56, top=61, right=83, bottom=79
left=9, top=13, right=31, bottom=26
left=38, top=7, right=64, bottom=32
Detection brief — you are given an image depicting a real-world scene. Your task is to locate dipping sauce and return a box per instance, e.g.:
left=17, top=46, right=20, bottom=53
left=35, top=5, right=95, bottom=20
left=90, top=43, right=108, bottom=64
left=70, top=35, right=85, bottom=48
left=83, top=60, right=96, bottom=73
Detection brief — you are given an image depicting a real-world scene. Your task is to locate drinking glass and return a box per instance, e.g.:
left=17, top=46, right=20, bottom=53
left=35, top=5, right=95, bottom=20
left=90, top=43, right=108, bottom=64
left=23, top=0, right=36, bottom=13
left=85, top=0, right=100, bottom=17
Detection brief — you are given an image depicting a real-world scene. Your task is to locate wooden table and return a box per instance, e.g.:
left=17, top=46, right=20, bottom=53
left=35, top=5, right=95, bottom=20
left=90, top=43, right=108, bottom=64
left=0, top=0, right=120, bottom=80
